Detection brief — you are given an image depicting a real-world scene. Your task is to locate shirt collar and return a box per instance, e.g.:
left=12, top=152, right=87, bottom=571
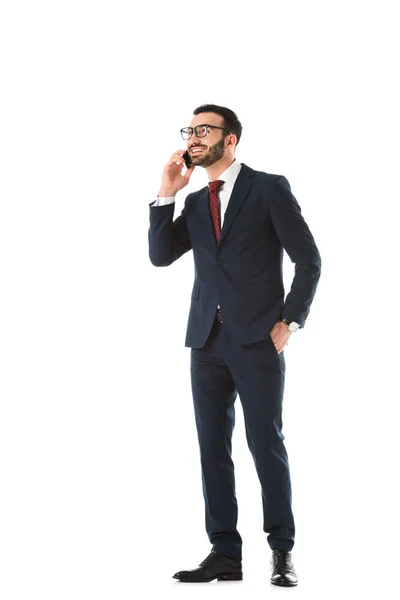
left=208, top=158, right=242, bottom=190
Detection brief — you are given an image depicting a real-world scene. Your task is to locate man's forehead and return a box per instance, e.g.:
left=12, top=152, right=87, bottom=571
left=190, top=113, right=223, bottom=127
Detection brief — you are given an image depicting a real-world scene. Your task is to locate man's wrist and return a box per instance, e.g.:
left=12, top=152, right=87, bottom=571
left=158, top=189, right=178, bottom=197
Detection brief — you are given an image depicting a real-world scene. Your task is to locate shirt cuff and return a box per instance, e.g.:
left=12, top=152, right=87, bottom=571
left=152, top=196, right=176, bottom=206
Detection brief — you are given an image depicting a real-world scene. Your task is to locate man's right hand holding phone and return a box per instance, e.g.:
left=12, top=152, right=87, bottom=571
left=158, top=149, right=195, bottom=197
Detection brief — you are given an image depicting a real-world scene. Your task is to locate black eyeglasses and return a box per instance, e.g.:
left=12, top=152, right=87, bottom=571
left=180, top=124, right=232, bottom=140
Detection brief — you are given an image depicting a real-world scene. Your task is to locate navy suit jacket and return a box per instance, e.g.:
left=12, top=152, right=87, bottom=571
left=148, top=162, right=322, bottom=348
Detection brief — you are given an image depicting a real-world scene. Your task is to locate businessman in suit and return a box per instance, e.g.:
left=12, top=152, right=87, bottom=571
left=148, top=104, right=321, bottom=587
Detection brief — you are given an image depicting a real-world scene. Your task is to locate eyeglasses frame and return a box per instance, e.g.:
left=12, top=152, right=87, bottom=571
left=180, top=124, right=232, bottom=140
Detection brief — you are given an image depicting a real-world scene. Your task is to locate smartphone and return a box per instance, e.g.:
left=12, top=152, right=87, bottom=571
left=183, top=151, right=192, bottom=169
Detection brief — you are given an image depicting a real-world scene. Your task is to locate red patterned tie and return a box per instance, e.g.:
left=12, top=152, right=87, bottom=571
left=208, top=180, right=224, bottom=242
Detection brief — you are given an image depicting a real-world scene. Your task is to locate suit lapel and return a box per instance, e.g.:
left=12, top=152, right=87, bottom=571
left=199, top=162, right=256, bottom=248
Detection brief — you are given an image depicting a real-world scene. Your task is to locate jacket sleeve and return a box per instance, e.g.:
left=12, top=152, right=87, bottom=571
left=269, top=176, right=322, bottom=328
left=148, top=197, right=192, bottom=266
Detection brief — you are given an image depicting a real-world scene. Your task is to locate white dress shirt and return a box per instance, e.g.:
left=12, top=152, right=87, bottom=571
left=152, top=159, right=243, bottom=311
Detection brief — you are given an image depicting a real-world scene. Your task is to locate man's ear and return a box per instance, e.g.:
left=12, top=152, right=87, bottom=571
left=227, top=134, right=237, bottom=148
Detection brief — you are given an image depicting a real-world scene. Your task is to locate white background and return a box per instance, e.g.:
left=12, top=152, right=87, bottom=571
left=1, top=1, right=399, bottom=598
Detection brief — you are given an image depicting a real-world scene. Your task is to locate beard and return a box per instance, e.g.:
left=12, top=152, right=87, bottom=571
left=190, top=136, right=226, bottom=167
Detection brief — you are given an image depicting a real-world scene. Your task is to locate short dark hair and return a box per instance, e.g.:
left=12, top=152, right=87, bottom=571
left=192, top=104, right=242, bottom=147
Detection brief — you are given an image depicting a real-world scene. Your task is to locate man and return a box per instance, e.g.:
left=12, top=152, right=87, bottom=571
left=148, top=104, right=322, bottom=587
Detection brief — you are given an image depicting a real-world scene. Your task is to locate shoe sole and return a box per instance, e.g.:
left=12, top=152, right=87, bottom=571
left=173, top=572, right=243, bottom=583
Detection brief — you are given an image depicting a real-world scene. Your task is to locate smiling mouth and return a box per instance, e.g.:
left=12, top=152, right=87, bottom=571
left=191, top=147, right=206, bottom=154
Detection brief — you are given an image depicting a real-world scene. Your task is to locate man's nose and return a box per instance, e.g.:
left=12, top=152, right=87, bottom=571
left=190, top=131, right=202, bottom=145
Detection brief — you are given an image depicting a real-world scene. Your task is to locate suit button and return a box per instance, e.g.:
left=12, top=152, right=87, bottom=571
left=216, top=259, right=223, bottom=265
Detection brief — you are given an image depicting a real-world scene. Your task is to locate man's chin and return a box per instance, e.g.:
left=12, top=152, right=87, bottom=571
left=191, top=157, right=206, bottom=167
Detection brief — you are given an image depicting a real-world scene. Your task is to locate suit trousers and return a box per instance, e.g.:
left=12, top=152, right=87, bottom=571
left=190, top=309, right=295, bottom=560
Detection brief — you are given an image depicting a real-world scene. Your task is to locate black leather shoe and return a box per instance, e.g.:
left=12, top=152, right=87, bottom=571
left=270, top=549, right=298, bottom=586
left=172, top=549, right=243, bottom=582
